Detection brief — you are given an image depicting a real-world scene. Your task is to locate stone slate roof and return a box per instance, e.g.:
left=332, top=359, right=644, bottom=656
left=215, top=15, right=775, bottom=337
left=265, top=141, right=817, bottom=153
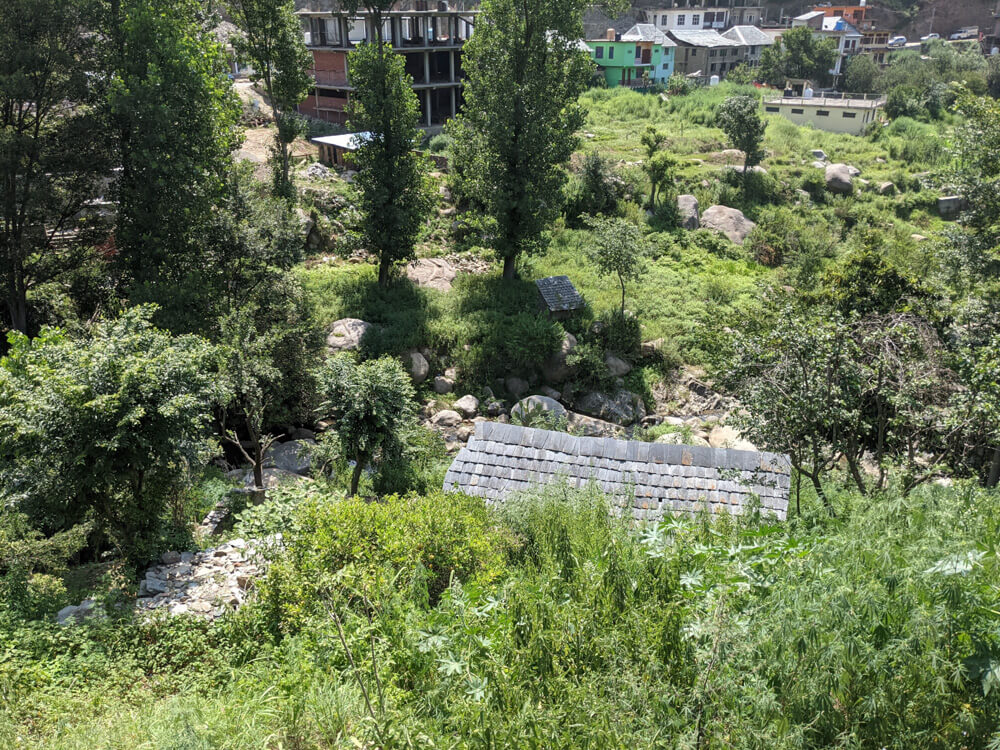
left=668, top=29, right=744, bottom=48
left=444, top=422, right=791, bottom=521
left=721, top=25, right=775, bottom=47
left=622, top=23, right=675, bottom=47
left=536, top=276, right=584, bottom=313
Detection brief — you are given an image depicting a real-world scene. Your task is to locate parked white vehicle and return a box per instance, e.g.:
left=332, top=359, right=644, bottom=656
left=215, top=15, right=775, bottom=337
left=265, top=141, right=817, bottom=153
left=920, top=33, right=940, bottom=41
left=887, top=36, right=907, bottom=47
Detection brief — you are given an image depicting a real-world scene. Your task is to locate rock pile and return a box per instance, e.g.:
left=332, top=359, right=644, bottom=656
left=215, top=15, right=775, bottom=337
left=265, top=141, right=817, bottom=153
left=134, top=540, right=263, bottom=620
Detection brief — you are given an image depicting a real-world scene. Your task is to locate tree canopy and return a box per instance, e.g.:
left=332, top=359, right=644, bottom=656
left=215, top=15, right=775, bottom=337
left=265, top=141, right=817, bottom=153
left=758, top=26, right=838, bottom=87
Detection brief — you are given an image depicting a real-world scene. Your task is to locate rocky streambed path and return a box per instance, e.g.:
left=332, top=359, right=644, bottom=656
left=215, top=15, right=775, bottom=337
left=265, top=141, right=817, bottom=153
left=57, top=538, right=267, bottom=625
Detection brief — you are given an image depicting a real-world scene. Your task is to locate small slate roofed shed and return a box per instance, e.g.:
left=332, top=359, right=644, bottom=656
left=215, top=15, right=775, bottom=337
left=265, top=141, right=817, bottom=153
left=536, top=276, right=585, bottom=318
left=444, top=422, right=791, bottom=521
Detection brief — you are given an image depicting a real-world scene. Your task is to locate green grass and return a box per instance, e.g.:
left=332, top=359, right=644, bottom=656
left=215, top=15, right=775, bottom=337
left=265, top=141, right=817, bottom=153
left=3, top=482, right=1000, bottom=748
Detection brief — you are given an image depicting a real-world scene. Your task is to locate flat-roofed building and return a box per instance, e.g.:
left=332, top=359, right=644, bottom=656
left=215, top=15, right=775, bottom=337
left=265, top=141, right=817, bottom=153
left=763, top=95, right=884, bottom=135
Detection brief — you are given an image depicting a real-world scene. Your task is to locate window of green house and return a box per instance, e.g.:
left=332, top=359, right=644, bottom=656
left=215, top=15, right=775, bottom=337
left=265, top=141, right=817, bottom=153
left=609, top=46, right=614, bottom=59
left=595, top=46, right=604, bottom=59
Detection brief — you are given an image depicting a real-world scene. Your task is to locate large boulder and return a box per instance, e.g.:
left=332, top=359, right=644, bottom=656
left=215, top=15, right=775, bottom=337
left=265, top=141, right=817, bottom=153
left=877, top=181, right=896, bottom=196
left=825, top=163, right=856, bottom=194
left=511, top=395, right=568, bottom=424
left=265, top=439, right=315, bottom=476
left=405, top=258, right=456, bottom=292
left=405, top=351, right=430, bottom=383
left=677, top=194, right=700, bottom=230
left=431, top=409, right=463, bottom=427
left=453, top=394, right=480, bottom=418
left=574, top=390, right=646, bottom=425
left=811, top=148, right=827, bottom=161
left=604, top=353, right=632, bottom=378
left=505, top=376, right=530, bottom=399
left=326, top=318, right=372, bottom=353
left=708, top=424, right=757, bottom=452
left=433, top=375, right=454, bottom=394
left=542, top=332, right=577, bottom=384
left=244, top=467, right=308, bottom=489
left=566, top=411, right=624, bottom=437
left=701, top=205, right=756, bottom=245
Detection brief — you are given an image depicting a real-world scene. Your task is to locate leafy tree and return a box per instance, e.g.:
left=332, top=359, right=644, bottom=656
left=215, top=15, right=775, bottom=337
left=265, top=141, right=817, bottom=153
left=585, top=216, right=648, bottom=313
left=843, top=53, right=879, bottom=94
left=758, top=26, right=838, bottom=87
left=107, top=0, right=241, bottom=311
left=884, top=85, right=926, bottom=119
left=315, top=354, right=416, bottom=497
left=638, top=126, right=676, bottom=208
left=347, top=42, right=433, bottom=286
left=227, top=0, right=313, bottom=198
left=717, top=95, right=766, bottom=177
left=988, top=55, right=1000, bottom=99
left=952, top=91, right=1000, bottom=240
left=1, top=0, right=110, bottom=336
left=448, top=0, right=624, bottom=279
left=564, top=152, right=625, bottom=224
left=0, top=307, right=222, bottom=562
left=725, top=62, right=756, bottom=86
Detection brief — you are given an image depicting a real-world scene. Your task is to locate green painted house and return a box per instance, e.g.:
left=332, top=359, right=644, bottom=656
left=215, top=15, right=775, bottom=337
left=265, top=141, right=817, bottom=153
left=585, top=24, right=676, bottom=88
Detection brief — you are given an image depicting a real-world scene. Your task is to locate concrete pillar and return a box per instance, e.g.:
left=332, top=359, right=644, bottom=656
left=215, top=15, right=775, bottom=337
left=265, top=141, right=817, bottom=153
left=424, top=50, right=430, bottom=84
left=425, top=89, right=432, bottom=127
left=449, top=49, right=455, bottom=81
left=451, top=87, right=457, bottom=117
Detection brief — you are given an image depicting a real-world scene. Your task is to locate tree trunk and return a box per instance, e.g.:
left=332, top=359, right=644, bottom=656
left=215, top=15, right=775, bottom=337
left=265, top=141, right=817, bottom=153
left=809, top=472, right=836, bottom=516
left=378, top=254, right=392, bottom=286
left=502, top=254, right=517, bottom=280
left=7, top=288, right=27, bottom=335
left=503, top=255, right=517, bottom=281
left=987, top=447, right=1000, bottom=489
left=619, top=276, right=626, bottom=314
left=349, top=459, right=365, bottom=497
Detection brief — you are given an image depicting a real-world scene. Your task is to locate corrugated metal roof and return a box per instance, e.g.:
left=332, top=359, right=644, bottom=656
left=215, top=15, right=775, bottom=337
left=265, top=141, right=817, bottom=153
left=721, top=25, right=775, bottom=47
left=668, top=29, right=743, bottom=48
left=311, top=132, right=372, bottom=149
left=794, top=10, right=826, bottom=21
left=443, top=422, right=791, bottom=521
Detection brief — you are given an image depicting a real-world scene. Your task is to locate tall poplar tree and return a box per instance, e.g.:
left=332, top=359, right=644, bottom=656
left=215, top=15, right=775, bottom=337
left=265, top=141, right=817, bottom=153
left=448, top=0, right=624, bottom=280
left=1, top=0, right=109, bottom=336
left=227, top=0, right=313, bottom=198
left=107, top=0, right=240, bottom=317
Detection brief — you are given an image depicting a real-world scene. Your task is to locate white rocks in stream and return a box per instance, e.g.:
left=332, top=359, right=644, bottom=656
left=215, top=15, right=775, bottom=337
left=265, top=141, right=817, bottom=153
left=133, top=540, right=263, bottom=621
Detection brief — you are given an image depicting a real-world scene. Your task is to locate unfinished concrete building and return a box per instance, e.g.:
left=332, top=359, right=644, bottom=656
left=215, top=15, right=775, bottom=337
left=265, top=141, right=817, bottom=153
left=296, top=2, right=477, bottom=128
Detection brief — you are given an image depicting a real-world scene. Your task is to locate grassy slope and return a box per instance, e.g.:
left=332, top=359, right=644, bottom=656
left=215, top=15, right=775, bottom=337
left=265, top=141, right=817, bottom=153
left=299, top=84, right=953, bottom=369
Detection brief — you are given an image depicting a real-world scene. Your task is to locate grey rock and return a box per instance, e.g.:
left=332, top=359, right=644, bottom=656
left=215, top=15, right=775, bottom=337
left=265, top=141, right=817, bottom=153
left=405, top=258, right=456, bottom=292
left=511, top=395, right=568, bottom=423
left=431, top=409, right=463, bottom=427
left=433, top=375, right=454, bottom=394
left=486, top=401, right=505, bottom=417
left=56, top=605, right=79, bottom=624
left=542, top=332, right=577, bottom=384
left=877, top=181, right=895, bottom=195
left=161, top=550, right=182, bottom=565
left=144, top=577, right=168, bottom=595
left=811, top=149, right=827, bottom=160
left=574, top=390, right=646, bottom=425
left=604, top=353, right=632, bottom=378
left=825, top=163, right=855, bottom=195
left=290, top=427, right=316, bottom=441
left=538, top=385, right=562, bottom=401
left=265, top=440, right=314, bottom=476
left=677, top=194, right=700, bottom=230
left=406, top=351, right=430, bottom=383
left=453, top=394, right=479, bottom=418
left=326, top=318, right=372, bottom=353
left=811, top=160, right=827, bottom=169
left=244, top=467, right=308, bottom=489
left=640, top=339, right=663, bottom=357
left=505, top=377, right=530, bottom=399
left=566, top=411, right=624, bottom=437
left=701, top=205, right=756, bottom=245
left=457, top=425, right=475, bottom=441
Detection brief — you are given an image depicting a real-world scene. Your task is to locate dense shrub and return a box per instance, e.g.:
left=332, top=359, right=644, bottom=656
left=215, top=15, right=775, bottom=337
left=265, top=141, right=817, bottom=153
left=259, top=492, right=512, bottom=628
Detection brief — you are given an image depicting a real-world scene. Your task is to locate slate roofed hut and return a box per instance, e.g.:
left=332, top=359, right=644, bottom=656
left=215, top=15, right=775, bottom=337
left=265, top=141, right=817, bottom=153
left=536, top=275, right=585, bottom=320
left=444, top=422, right=791, bottom=521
